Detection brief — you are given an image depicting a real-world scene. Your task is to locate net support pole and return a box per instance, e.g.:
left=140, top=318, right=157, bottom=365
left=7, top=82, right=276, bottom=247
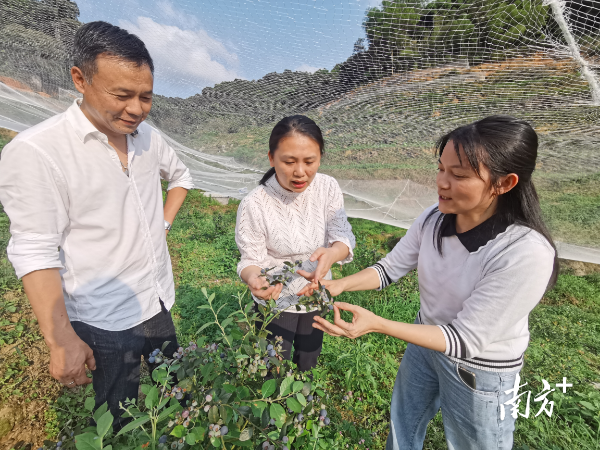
left=544, top=0, right=600, bottom=105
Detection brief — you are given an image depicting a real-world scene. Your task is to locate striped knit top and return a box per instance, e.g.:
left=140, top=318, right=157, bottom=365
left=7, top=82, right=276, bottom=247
left=370, top=205, right=555, bottom=372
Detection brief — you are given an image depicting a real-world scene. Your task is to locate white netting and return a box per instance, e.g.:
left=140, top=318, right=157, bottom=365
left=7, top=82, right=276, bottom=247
left=1, top=0, right=599, bottom=262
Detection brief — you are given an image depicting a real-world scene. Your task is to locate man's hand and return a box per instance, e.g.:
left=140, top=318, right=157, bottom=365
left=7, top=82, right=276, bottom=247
left=49, top=332, right=96, bottom=386
left=247, top=272, right=283, bottom=301
left=22, top=268, right=96, bottom=388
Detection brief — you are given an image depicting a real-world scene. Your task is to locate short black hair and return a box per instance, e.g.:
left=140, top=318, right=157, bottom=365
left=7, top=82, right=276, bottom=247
left=73, top=21, right=154, bottom=83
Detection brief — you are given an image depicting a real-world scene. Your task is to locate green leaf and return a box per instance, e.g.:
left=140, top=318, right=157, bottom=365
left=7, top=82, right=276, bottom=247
left=296, top=393, right=306, bottom=407
left=84, top=397, right=95, bottom=412
left=280, top=376, right=295, bottom=396
left=96, top=410, right=113, bottom=439
left=292, top=381, right=304, bottom=393
left=201, top=287, right=208, bottom=298
left=185, top=434, right=196, bottom=445
left=579, top=401, right=596, bottom=410
left=250, top=401, right=267, bottom=418
left=145, top=386, right=159, bottom=410
left=74, top=433, right=100, bottom=450
left=286, top=397, right=302, bottom=413
left=140, top=384, right=152, bottom=396
left=270, top=403, right=286, bottom=428
left=239, top=427, right=252, bottom=441
left=301, top=382, right=311, bottom=396
left=116, top=415, right=151, bottom=436
left=237, top=386, right=250, bottom=400
left=261, top=379, right=277, bottom=398
left=231, top=327, right=243, bottom=340
left=197, top=305, right=211, bottom=310
left=219, top=405, right=229, bottom=424
left=221, top=317, right=234, bottom=329
left=197, top=321, right=215, bottom=335
left=208, top=293, right=215, bottom=302
left=306, top=420, right=313, bottom=430
left=208, top=405, right=219, bottom=423
left=316, top=389, right=326, bottom=397
left=156, top=402, right=182, bottom=423
left=171, top=424, right=185, bottom=438
left=93, top=403, right=108, bottom=424
left=161, top=341, right=171, bottom=351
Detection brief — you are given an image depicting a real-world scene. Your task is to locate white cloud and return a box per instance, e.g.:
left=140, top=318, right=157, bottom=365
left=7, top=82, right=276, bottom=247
left=156, top=0, right=199, bottom=30
left=295, top=64, right=321, bottom=73
left=120, top=16, right=242, bottom=97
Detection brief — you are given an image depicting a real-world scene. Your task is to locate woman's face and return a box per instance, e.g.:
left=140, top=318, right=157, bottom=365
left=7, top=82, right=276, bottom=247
left=436, top=140, right=496, bottom=216
left=269, top=133, right=322, bottom=193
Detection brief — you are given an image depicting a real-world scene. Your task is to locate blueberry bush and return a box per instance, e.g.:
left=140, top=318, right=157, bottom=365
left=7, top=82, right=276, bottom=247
left=57, top=288, right=340, bottom=450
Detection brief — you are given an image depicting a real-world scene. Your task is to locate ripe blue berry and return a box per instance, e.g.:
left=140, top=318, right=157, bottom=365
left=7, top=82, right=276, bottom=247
left=307, top=395, right=313, bottom=402
left=320, top=409, right=327, bottom=417
left=282, top=436, right=289, bottom=443
left=158, top=435, right=168, bottom=444
left=268, top=350, right=276, bottom=357
left=324, top=417, right=330, bottom=425
left=267, top=344, right=273, bottom=351
left=220, top=352, right=226, bottom=359
left=56, top=442, right=62, bottom=448
left=220, top=426, right=228, bottom=436
left=283, top=447, right=289, bottom=450
left=328, top=304, right=334, bottom=310
left=152, top=349, right=160, bottom=357
left=270, top=418, right=276, bottom=425
left=148, top=356, right=155, bottom=364
left=297, top=413, right=304, bottom=421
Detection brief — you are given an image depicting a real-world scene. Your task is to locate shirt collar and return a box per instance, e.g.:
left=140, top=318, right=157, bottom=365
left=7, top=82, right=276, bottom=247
left=440, top=213, right=513, bottom=253
left=265, top=172, right=302, bottom=200
left=65, top=99, right=142, bottom=143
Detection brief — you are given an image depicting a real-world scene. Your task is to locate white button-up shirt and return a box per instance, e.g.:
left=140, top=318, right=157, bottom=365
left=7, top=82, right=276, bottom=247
left=0, top=100, right=194, bottom=331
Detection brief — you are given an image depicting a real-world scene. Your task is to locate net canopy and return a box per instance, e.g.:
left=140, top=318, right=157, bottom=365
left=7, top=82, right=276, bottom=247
left=1, top=0, right=599, bottom=262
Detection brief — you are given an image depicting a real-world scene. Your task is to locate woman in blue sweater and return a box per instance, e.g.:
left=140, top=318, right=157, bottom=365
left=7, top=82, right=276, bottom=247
left=300, top=116, right=558, bottom=449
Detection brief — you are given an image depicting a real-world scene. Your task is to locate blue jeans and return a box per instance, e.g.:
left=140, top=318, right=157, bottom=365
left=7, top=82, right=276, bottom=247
left=386, top=343, right=520, bottom=450
left=72, top=302, right=179, bottom=427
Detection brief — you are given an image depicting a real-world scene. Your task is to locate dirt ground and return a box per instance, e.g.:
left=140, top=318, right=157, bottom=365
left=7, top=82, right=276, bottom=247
left=0, top=291, right=61, bottom=450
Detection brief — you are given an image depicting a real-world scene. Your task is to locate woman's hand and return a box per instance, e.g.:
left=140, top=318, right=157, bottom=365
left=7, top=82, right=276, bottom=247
left=296, top=242, right=349, bottom=286
left=246, top=273, right=283, bottom=301
left=296, top=278, right=345, bottom=298
left=312, top=302, right=381, bottom=339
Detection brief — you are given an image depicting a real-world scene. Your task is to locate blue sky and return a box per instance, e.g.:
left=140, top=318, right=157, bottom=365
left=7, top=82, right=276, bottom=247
left=76, top=0, right=381, bottom=98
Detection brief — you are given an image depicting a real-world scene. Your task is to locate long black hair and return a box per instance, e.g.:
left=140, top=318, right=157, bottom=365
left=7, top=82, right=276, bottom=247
left=428, top=115, right=558, bottom=287
left=259, top=115, right=325, bottom=185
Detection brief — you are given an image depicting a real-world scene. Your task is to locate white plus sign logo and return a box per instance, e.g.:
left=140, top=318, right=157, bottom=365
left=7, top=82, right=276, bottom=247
left=556, top=377, right=572, bottom=393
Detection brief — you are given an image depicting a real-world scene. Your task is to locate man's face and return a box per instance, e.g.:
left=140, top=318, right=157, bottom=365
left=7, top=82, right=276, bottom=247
left=72, top=54, right=153, bottom=137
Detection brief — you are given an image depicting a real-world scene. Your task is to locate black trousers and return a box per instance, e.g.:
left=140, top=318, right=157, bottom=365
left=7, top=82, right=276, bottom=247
left=256, top=303, right=324, bottom=372
left=71, top=301, right=179, bottom=426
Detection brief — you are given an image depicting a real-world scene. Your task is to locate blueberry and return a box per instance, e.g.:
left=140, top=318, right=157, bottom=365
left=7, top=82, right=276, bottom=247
left=297, top=413, right=304, bottom=421
left=270, top=418, right=276, bottom=425
left=220, top=352, right=226, bottom=359
left=148, top=356, right=155, bottom=364
left=220, top=426, right=228, bottom=436
left=158, top=435, right=168, bottom=444
left=268, top=350, right=276, bottom=357
left=282, top=436, right=289, bottom=443
left=324, top=417, right=330, bottom=425
left=283, top=447, right=289, bottom=450
left=56, top=442, right=62, bottom=448
left=307, top=395, right=313, bottom=402
left=328, top=304, right=333, bottom=310
left=267, top=344, right=273, bottom=351
left=320, top=409, right=327, bottom=417
left=262, top=442, right=269, bottom=449
left=152, top=348, right=160, bottom=357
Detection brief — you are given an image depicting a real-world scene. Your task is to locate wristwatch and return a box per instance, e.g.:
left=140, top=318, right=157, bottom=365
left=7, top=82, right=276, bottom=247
left=164, top=220, right=172, bottom=231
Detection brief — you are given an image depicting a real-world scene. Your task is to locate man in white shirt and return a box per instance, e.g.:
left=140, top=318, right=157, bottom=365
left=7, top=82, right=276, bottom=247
left=0, top=21, right=194, bottom=423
